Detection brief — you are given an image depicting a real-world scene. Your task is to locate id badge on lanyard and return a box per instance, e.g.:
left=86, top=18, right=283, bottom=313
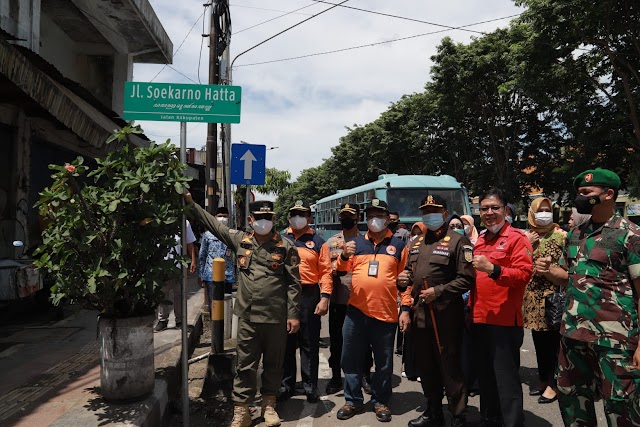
left=368, top=260, right=379, bottom=277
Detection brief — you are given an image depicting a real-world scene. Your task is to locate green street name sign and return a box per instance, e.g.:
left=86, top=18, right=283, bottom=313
left=123, top=82, right=242, bottom=123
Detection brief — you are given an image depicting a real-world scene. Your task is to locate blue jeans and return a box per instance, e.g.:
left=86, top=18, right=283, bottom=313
left=342, top=305, right=396, bottom=406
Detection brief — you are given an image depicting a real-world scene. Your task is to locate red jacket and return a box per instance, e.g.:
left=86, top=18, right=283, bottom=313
left=471, top=223, right=533, bottom=327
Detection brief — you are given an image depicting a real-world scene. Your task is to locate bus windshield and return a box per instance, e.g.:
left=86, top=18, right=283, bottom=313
left=386, top=189, right=469, bottom=218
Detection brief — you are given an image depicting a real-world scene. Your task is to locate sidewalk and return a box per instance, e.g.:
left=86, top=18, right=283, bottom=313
left=0, top=275, right=204, bottom=427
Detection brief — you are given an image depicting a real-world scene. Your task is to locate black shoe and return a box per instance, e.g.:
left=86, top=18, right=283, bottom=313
left=175, top=321, right=182, bottom=328
left=277, top=386, right=293, bottom=402
left=362, top=376, right=372, bottom=395
left=319, top=337, right=330, bottom=348
left=451, top=416, right=466, bottom=427
left=538, top=394, right=558, bottom=404
left=408, top=412, right=445, bottom=427
left=154, top=320, right=168, bottom=332
left=337, top=404, right=364, bottom=420
left=306, top=387, right=320, bottom=403
left=528, top=388, right=543, bottom=396
left=374, top=404, right=392, bottom=422
left=326, top=377, right=343, bottom=395
left=395, top=348, right=403, bottom=355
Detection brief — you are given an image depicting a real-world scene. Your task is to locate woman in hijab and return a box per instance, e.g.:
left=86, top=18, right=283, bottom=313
left=569, top=207, right=591, bottom=229
left=522, top=197, right=566, bottom=404
left=460, top=215, right=479, bottom=245
left=409, top=221, right=428, bottom=243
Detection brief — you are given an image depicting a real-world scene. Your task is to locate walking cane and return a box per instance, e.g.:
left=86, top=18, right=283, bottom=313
left=422, top=276, right=442, bottom=353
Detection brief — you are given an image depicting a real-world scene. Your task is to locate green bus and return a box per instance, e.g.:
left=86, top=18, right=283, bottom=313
left=313, top=174, right=471, bottom=240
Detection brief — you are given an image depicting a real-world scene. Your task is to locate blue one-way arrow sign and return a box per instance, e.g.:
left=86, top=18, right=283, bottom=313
left=231, top=143, right=266, bottom=185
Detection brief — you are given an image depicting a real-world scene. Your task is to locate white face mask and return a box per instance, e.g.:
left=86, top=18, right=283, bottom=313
left=289, top=215, right=307, bottom=230
left=464, top=225, right=472, bottom=235
left=505, top=215, right=513, bottom=224
left=534, top=212, right=553, bottom=226
left=216, top=217, right=228, bottom=225
left=252, top=219, right=273, bottom=235
left=367, top=217, right=387, bottom=233
left=486, top=221, right=505, bottom=234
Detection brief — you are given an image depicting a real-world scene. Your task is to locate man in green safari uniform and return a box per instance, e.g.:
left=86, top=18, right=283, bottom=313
left=185, top=193, right=301, bottom=427
left=537, top=168, right=640, bottom=426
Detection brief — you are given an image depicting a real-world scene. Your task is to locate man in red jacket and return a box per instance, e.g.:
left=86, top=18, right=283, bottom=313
left=470, top=188, right=533, bottom=427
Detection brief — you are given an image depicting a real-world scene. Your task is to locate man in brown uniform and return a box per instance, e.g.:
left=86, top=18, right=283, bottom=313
left=398, top=194, right=475, bottom=427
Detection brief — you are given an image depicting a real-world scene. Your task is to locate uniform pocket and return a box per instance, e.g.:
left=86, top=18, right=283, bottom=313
left=604, top=351, right=640, bottom=402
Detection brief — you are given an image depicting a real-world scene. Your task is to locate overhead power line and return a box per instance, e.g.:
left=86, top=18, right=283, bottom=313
left=230, top=3, right=315, bottom=16
left=234, top=13, right=520, bottom=68
left=231, top=0, right=351, bottom=68
left=311, top=0, right=487, bottom=35
left=150, top=7, right=208, bottom=82
left=234, top=2, right=320, bottom=34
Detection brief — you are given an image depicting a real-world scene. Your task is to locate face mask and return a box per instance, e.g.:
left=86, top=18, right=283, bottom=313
left=252, top=219, right=273, bottom=235
left=505, top=215, right=513, bottom=224
left=367, top=217, right=386, bottom=233
left=454, top=228, right=465, bottom=236
left=216, top=217, right=228, bottom=225
left=486, top=221, right=505, bottom=234
left=340, top=217, right=357, bottom=230
left=534, top=212, right=553, bottom=226
left=574, top=193, right=602, bottom=214
left=421, top=213, right=445, bottom=231
left=464, top=225, right=472, bottom=235
left=388, top=221, right=399, bottom=231
left=289, top=215, right=307, bottom=230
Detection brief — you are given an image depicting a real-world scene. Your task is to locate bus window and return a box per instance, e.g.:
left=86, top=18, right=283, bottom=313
left=386, top=189, right=468, bottom=218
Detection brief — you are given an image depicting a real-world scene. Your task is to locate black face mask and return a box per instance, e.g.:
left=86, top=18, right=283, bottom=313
left=388, top=221, right=399, bottom=231
left=574, top=193, right=602, bottom=214
left=340, top=218, right=357, bottom=230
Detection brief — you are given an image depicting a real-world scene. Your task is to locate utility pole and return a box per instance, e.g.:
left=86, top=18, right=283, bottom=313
left=205, top=1, right=220, bottom=213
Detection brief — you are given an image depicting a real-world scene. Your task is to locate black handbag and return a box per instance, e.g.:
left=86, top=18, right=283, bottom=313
left=544, top=287, right=566, bottom=329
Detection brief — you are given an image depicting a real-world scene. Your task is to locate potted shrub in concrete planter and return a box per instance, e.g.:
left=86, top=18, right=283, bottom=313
left=34, top=124, right=189, bottom=401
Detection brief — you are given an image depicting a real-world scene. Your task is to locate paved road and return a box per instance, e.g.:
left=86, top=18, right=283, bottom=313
left=273, top=316, right=606, bottom=427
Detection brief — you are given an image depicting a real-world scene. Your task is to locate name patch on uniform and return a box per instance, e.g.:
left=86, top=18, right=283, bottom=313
left=386, top=246, right=397, bottom=255
left=306, top=241, right=315, bottom=249
left=229, top=229, right=239, bottom=234
left=410, top=249, right=420, bottom=255
left=436, top=246, right=449, bottom=251
left=432, top=250, right=450, bottom=257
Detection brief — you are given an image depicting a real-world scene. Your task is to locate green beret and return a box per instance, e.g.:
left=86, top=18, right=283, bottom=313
left=573, top=168, right=621, bottom=190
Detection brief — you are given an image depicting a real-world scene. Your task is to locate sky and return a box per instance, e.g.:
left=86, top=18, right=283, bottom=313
left=135, top=0, right=524, bottom=180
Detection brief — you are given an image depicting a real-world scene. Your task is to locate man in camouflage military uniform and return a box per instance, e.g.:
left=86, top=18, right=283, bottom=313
left=185, top=194, right=301, bottom=427
left=538, top=168, right=640, bottom=426
left=398, top=194, right=475, bottom=427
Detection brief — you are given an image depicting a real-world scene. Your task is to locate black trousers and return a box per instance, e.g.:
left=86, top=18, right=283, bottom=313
left=531, top=329, right=561, bottom=386
left=472, top=323, right=524, bottom=427
left=328, top=303, right=348, bottom=379
left=282, top=284, right=321, bottom=393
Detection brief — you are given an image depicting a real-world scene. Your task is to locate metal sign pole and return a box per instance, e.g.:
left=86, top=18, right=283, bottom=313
left=179, top=121, right=190, bottom=427
left=245, top=184, right=250, bottom=229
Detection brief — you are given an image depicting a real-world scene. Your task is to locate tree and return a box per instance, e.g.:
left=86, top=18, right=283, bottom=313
left=255, top=167, right=291, bottom=196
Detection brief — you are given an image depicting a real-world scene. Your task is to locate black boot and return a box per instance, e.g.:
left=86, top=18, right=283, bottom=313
left=408, top=399, right=444, bottom=427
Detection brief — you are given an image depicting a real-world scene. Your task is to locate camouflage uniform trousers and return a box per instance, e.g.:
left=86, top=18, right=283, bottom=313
left=556, top=336, right=640, bottom=427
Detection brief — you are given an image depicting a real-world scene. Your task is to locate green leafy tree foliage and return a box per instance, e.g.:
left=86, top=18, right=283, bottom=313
left=516, top=0, right=640, bottom=193
left=34, top=124, right=190, bottom=318
left=255, top=167, right=291, bottom=196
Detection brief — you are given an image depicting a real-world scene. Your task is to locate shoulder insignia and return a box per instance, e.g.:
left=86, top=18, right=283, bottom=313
left=386, top=246, right=397, bottom=255
left=463, top=245, right=473, bottom=263
left=290, top=254, right=299, bottom=266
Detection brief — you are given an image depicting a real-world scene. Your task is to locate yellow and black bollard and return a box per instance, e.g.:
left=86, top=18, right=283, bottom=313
left=211, top=257, right=225, bottom=353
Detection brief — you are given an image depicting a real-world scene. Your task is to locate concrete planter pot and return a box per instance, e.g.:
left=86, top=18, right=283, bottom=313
left=98, top=314, right=155, bottom=401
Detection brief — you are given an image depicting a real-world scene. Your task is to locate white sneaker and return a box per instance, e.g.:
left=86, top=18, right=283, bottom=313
left=401, top=371, right=407, bottom=378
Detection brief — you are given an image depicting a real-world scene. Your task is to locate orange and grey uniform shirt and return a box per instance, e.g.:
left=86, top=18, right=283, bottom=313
left=327, top=231, right=362, bottom=305
left=285, top=227, right=333, bottom=297
left=337, top=230, right=411, bottom=323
